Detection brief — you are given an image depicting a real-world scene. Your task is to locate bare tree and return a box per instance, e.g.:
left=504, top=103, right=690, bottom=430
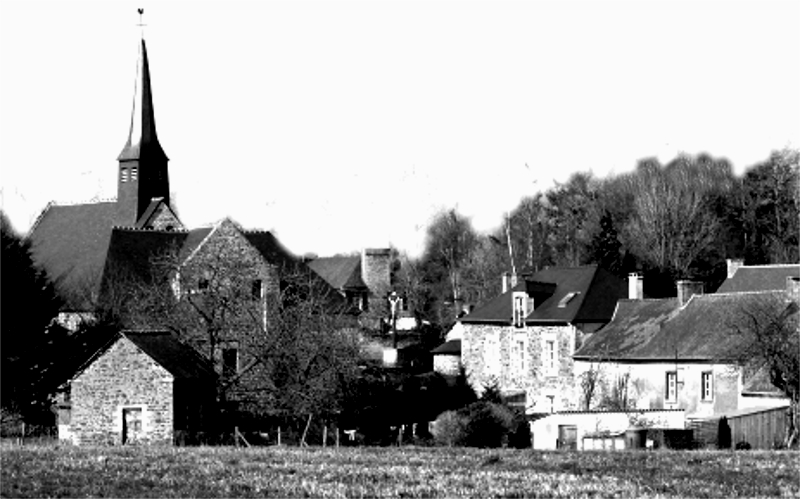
left=621, top=154, right=735, bottom=279
left=728, top=292, right=799, bottom=447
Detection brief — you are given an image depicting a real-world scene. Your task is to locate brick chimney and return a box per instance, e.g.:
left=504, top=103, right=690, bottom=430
left=787, top=276, right=800, bottom=305
left=726, top=259, right=744, bottom=279
left=677, top=280, right=704, bottom=307
left=628, top=273, right=643, bottom=300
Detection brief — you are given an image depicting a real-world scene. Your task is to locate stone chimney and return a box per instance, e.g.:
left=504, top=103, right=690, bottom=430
left=362, top=248, right=391, bottom=298
left=677, top=280, right=704, bottom=307
left=726, top=259, right=744, bottom=279
left=628, top=273, right=643, bottom=300
left=787, top=276, right=800, bottom=305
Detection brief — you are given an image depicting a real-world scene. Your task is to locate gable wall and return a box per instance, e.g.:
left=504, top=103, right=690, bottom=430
left=71, top=338, right=174, bottom=445
left=178, top=220, right=279, bottom=407
left=462, top=323, right=580, bottom=413
left=146, top=204, right=183, bottom=231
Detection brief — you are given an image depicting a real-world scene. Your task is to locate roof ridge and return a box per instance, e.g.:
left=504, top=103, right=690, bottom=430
left=739, top=263, right=800, bottom=269
left=110, top=225, right=189, bottom=233
left=711, top=290, right=783, bottom=297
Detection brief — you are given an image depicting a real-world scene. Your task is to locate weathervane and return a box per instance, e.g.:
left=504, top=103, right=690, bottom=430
left=137, top=8, right=146, bottom=38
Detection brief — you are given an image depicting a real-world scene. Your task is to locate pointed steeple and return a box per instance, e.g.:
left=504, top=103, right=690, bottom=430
left=118, top=39, right=168, bottom=163
left=116, top=36, right=171, bottom=227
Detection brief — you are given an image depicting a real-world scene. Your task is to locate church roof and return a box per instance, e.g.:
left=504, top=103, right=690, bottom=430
left=118, top=39, right=168, bottom=163
left=244, top=231, right=299, bottom=269
left=28, top=202, right=118, bottom=309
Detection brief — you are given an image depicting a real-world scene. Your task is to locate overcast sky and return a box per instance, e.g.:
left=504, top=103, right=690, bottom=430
left=1, top=1, right=798, bottom=258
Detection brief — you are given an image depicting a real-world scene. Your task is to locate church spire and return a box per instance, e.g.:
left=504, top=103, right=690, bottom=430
left=116, top=17, right=171, bottom=227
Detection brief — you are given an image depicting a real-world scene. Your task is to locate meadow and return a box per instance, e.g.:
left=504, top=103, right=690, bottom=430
left=1, top=443, right=798, bottom=498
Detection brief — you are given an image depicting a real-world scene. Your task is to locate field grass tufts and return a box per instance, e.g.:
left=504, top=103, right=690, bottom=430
left=1, top=443, right=798, bottom=498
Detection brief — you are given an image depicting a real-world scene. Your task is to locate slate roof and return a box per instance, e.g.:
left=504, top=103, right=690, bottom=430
left=716, top=264, right=800, bottom=293
left=307, top=256, right=368, bottom=291
left=431, top=339, right=461, bottom=355
left=575, top=291, right=789, bottom=361
left=244, top=231, right=299, bottom=269
left=461, top=266, right=626, bottom=325
left=123, top=331, right=216, bottom=380
left=28, top=202, right=118, bottom=309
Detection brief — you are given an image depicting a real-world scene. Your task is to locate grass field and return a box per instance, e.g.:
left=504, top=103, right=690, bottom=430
left=1, top=443, right=798, bottom=498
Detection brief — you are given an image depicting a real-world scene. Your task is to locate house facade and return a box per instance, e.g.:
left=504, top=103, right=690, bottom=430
left=67, top=331, right=216, bottom=446
left=573, top=269, right=798, bottom=421
left=459, top=266, right=626, bottom=413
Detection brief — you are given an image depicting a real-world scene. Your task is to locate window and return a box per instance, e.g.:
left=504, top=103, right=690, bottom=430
left=665, top=371, right=678, bottom=402
left=558, top=291, right=580, bottom=308
left=701, top=371, right=713, bottom=401
left=222, top=347, right=239, bottom=378
left=544, top=338, right=558, bottom=375
left=513, top=336, right=527, bottom=375
left=485, top=333, right=501, bottom=376
left=130, top=166, right=138, bottom=181
left=513, top=293, right=526, bottom=328
left=198, top=278, right=209, bottom=291
left=546, top=395, right=555, bottom=414
left=120, top=167, right=128, bottom=183
left=251, top=279, right=263, bottom=300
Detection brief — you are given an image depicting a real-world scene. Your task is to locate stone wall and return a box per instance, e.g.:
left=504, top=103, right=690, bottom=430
left=177, top=219, right=279, bottom=408
left=146, top=202, right=183, bottom=231
left=433, top=354, right=461, bottom=376
left=71, top=337, right=174, bottom=445
left=461, top=322, right=580, bottom=413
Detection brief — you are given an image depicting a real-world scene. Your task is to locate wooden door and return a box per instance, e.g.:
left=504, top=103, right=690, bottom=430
left=558, top=425, right=577, bottom=450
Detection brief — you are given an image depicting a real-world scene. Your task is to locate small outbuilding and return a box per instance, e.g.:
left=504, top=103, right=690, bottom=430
left=65, top=330, right=217, bottom=446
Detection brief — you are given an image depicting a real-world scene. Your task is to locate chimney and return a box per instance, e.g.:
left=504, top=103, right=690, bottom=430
left=362, top=248, right=391, bottom=302
left=787, top=276, right=800, bottom=305
left=726, top=259, right=744, bottom=279
left=677, top=280, right=704, bottom=307
left=628, top=273, right=643, bottom=300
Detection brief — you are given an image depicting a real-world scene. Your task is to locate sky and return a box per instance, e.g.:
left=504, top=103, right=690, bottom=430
left=1, top=1, right=799, bottom=258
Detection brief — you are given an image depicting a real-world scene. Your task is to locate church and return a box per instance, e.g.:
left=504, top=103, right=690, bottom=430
left=28, top=33, right=367, bottom=444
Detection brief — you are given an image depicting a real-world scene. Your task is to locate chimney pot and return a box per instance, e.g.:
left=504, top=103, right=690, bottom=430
left=726, top=259, right=744, bottom=279
left=628, top=273, right=643, bottom=300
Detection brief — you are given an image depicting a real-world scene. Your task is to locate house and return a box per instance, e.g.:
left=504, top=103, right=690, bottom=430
left=458, top=265, right=627, bottom=413
left=65, top=330, right=216, bottom=446
left=306, top=249, right=391, bottom=311
left=573, top=268, right=797, bottom=447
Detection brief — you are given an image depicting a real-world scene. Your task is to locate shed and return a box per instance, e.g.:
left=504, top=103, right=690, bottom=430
left=67, top=330, right=217, bottom=446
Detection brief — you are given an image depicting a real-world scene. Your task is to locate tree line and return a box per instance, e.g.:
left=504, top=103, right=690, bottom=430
left=400, top=148, right=799, bottom=326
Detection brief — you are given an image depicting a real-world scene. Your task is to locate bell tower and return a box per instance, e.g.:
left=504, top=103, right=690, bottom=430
left=116, top=33, right=170, bottom=227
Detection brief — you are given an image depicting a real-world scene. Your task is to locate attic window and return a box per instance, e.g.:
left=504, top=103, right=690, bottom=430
left=512, top=291, right=528, bottom=328
left=558, top=292, right=580, bottom=308
left=198, top=278, right=209, bottom=291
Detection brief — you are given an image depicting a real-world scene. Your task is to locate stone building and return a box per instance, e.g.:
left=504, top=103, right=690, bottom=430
left=458, top=266, right=626, bottom=413
left=67, top=331, right=216, bottom=446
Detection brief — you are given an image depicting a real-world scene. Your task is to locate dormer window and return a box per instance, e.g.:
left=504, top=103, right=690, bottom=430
left=512, top=291, right=528, bottom=328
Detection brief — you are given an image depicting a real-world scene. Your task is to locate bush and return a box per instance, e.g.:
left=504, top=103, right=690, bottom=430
left=735, top=441, right=752, bottom=450
left=432, top=401, right=523, bottom=448
left=717, top=417, right=732, bottom=449
left=431, top=410, right=467, bottom=447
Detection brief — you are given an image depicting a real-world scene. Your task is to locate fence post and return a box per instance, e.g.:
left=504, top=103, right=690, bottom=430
left=323, top=425, right=327, bottom=448
left=278, top=426, right=281, bottom=446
